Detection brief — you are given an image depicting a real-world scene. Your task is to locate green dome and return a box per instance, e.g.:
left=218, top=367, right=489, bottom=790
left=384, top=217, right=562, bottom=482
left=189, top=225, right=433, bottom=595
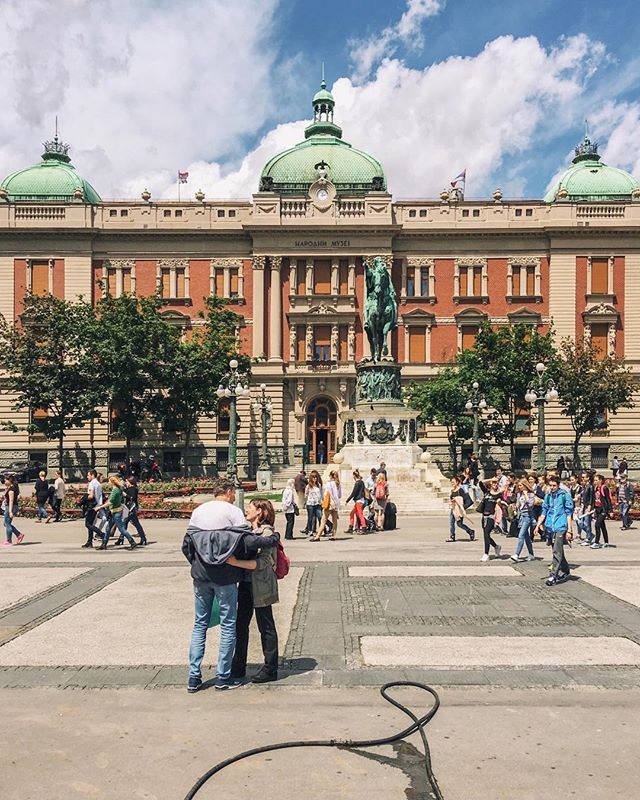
left=1, top=137, right=101, bottom=203
left=259, top=79, right=386, bottom=194
left=545, top=136, right=639, bottom=203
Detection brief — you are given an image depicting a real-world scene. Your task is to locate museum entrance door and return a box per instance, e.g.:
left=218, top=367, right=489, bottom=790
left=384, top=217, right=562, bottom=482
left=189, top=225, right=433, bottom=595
left=306, top=397, right=337, bottom=465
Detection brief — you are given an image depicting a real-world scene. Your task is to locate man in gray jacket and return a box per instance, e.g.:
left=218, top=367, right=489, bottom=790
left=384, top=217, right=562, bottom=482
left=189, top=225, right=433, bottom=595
left=182, top=478, right=279, bottom=693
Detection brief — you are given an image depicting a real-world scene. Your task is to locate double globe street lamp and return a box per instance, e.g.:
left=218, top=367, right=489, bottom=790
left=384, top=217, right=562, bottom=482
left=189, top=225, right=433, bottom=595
left=465, top=381, right=487, bottom=457
left=524, top=362, right=559, bottom=472
left=253, top=383, right=274, bottom=490
left=216, top=358, right=250, bottom=508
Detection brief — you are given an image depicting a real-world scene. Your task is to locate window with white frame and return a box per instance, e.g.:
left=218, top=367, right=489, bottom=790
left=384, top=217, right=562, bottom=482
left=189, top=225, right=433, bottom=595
left=454, top=258, right=487, bottom=301
left=507, top=257, right=541, bottom=300
left=210, top=259, right=243, bottom=300
left=102, top=259, right=135, bottom=297
left=27, top=259, right=53, bottom=296
left=587, top=256, right=613, bottom=297
left=158, top=259, right=189, bottom=300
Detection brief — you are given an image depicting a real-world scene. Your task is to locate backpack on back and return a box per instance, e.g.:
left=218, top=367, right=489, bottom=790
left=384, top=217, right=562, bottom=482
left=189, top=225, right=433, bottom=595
left=375, top=481, right=387, bottom=501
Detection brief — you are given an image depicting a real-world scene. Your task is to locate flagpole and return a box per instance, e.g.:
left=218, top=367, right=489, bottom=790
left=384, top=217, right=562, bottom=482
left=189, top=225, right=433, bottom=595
left=177, top=171, right=180, bottom=202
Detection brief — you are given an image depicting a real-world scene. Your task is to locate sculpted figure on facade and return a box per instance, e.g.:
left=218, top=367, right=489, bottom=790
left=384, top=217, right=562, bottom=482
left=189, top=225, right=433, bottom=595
left=363, top=256, right=398, bottom=362
left=289, top=325, right=297, bottom=361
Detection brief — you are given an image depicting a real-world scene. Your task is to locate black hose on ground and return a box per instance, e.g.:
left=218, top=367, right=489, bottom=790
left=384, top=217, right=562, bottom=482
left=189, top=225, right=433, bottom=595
left=183, top=681, right=444, bottom=800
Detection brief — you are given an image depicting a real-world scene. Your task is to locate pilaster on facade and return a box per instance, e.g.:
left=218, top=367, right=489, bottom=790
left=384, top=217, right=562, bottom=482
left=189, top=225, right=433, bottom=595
left=252, top=256, right=266, bottom=358
left=268, top=256, right=283, bottom=362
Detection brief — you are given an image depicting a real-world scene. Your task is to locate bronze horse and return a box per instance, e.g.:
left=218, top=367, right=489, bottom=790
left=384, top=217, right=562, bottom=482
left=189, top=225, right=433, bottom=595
left=364, top=256, right=398, bottom=361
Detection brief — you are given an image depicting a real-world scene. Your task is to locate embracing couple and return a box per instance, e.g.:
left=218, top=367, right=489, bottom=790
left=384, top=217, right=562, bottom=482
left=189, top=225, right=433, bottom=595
left=182, top=478, right=281, bottom=693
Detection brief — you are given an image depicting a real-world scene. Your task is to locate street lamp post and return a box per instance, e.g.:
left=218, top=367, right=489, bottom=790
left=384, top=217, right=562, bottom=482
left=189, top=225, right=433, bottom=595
left=253, top=383, right=273, bottom=490
left=524, top=362, right=559, bottom=473
left=465, top=381, right=487, bottom=457
left=216, top=359, right=250, bottom=509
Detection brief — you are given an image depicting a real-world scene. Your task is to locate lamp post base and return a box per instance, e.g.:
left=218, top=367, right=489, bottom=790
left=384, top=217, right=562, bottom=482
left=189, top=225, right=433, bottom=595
left=256, top=468, right=273, bottom=491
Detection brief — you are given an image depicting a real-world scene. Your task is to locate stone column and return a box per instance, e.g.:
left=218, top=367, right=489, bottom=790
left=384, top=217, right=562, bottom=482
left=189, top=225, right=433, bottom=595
left=403, top=324, right=410, bottom=364
left=400, top=258, right=407, bottom=301
left=306, top=258, right=313, bottom=295
left=252, top=256, right=266, bottom=357
left=348, top=257, right=356, bottom=294
left=331, top=258, right=339, bottom=294
left=269, top=256, right=283, bottom=361
left=223, top=266, right=231, bottom=298
left=289, top=258, right=296, bottom=295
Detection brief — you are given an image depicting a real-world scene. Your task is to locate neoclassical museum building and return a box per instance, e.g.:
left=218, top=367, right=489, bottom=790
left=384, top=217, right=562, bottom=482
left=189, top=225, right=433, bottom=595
left=1, top=80, right=640, bottom=477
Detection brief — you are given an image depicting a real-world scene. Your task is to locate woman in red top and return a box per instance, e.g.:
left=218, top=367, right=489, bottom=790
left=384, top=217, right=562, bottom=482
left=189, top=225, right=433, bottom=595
left=592, top=473, right=612, bottom=549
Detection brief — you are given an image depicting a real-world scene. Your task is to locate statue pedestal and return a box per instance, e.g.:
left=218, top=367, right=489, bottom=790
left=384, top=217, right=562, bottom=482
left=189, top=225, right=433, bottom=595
left=335, top=393, right=449, bottom=514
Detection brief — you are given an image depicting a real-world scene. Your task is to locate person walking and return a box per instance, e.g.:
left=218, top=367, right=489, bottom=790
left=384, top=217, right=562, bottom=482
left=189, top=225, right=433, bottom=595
left=446, top=475, right=475, bottom=542
left=94, top=476, right=137, bottom=551
left=510, top=478, right=536, bottom=562
left=52, top=471, right=65, bottom=522
left=591, top=473, right=612, bottom=549
left=317, top=440, right=326, bottom=465
left=281, top=478, right=296, bottom=540
left=618, top=457, right=628, bottom=479
left=618, top=474, right=634, bottom=531
left=2, top=477, right=24, bottom=547
left=231, top=499, right=281, bottom=684
left=477, top=478, right=502, bottom=562
left=611, top=456, right=620, bottom=479
left=577, top=472, right=595, bottom=546
left=122, top=476, right=148, bottom=545
left=373, top=473, right=388, bottom=532
left=34, top=471, right=51, bottom=524
left=313, top=470, right=341, bottom=541
left=304, top=471, right=323, bottom=537
left=535, top=474, right=574, bottom=586
left=294, top=469, right=308, bottom=529
left=182, top=478, right=279, bottom=693
left=346, top=470, right=367, bottom=533
left=80, top=470, right=104, bottom=548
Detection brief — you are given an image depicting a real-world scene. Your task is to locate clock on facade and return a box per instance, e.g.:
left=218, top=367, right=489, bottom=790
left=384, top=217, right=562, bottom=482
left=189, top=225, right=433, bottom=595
left=316, top=188, right=329, bottom=202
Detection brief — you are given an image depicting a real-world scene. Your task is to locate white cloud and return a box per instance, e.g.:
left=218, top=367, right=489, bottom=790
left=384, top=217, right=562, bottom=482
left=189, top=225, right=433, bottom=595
left=594, top=101, right=640, bottom=178
left=183, top=32, right=607, bottom=200
left=349, top=0, right=445, bottom=83
left=0, top=0, right=283, bottom=198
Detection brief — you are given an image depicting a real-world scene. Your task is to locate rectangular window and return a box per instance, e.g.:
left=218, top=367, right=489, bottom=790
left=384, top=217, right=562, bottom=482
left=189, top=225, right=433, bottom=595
left=314, top=259, right=331, bottom=294
left=296, top=325, right=306, bottom=362
left=512, top=266, right=535, bottom=296
left=176, top=267, right=186, bottom=298
left=215, top=269, right=225, bottom=296
left=31, top=261, right=49, bottom=296
left=460, top=266, right=482, bottom=297
left=420, top=267, right=429, bottom=297
left=218, top=399, right=230, bottom=436
left=31, top=406, right=49, bottom=436
left=591, top=323, right=608, bottom=359
left=408, top=327, right=426, bottom=363
left=296, top=260, right=306, bottom=295
left=314, top=324, right=331, bottom=361
left=106, top=268, right=117, bottom=296
left=526, top=265, right=535, bottom=296
left=514, top=446, right=532, bottom=470
left=339, top=325, right=349, bottom=362
left=514, top=404, right=531, bottom=434
left=339, top=259, right=349, bottom=294
left=161, top=268, right=171, bottom=298
left=591, top=258, right=609, bottom=294
left=229, top=268, right=239, bottom=298
left=591, top=445, right=609, bottom=469
left=406, top=272, right=415, bottom=297
left=461, top=325, right=479, bottom=351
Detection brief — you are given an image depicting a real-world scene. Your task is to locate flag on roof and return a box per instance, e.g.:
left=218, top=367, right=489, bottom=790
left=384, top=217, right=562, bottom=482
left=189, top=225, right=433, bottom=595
left=178, top=171, right=189, bottom=183
left=451, top=169, right=466, bottom=188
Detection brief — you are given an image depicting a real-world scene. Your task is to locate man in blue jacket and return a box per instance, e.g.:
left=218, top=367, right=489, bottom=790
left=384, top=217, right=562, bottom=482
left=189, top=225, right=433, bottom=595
left=534, top=474, right=574, bottom=586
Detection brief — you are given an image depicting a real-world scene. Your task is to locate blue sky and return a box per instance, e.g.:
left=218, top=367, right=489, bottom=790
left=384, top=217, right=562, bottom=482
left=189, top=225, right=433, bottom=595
left=1, top=0, right=639, bottom=199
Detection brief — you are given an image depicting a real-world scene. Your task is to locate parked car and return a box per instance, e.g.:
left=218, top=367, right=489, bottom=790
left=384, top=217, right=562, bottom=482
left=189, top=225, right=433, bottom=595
left=0, top=460, right=46, bottom=483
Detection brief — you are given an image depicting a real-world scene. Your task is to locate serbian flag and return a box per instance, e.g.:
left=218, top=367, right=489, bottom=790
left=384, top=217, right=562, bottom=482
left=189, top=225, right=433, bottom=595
left=178, top=171, right=189, bottom=183
left=451, top=169, right=466, bottom=189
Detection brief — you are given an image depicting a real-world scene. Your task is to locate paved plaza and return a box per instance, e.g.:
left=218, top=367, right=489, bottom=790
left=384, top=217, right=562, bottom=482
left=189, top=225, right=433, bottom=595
left=2, top=513, right=640, bottom=799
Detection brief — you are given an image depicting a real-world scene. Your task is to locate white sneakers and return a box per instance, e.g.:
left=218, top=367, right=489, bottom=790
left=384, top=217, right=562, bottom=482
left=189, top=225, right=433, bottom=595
left=510, top=555, right=519, bottom=562
left=481, top=553, right=489, bottom=562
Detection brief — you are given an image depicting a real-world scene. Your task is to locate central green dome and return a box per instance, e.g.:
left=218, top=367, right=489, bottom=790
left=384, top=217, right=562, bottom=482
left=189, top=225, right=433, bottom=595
left=545, top=135, right=640, bottom=203
left=259, top=79, right=386, bottom=194
left=1, top=136, right=101, bottom=203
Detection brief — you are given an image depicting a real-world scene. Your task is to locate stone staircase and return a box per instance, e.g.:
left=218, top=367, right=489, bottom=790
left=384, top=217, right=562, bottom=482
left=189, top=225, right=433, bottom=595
left=383, top=481, right=450, bottom=514
left=271, top=463, right=325, bottom=489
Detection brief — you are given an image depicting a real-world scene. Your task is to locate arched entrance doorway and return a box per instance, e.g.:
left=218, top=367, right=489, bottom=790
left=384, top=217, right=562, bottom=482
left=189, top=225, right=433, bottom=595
left=306, top=397, right=337, bottom=465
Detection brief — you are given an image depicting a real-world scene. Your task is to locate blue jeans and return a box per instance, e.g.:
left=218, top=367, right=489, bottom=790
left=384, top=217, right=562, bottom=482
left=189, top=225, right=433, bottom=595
left=102, top=511, right=133, bottom=546
left=306, top=504, right=322, bottom=533
left=620, top=501, right=631, bottom=529
left=449, top=511, right=474, bottom=539
left=515, top=512, right=534, bottom=557
left=37, top=503, right=48, bottom=520
left=4, top=504, right=20, bottom=542
left=576, top=512, right=593, bottom=542
left=188, top=582, right=238, bottom=681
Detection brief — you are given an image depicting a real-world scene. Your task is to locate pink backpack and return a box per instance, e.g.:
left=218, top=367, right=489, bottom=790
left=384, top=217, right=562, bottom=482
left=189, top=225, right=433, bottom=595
left=275, top=541, right=290, bottom=579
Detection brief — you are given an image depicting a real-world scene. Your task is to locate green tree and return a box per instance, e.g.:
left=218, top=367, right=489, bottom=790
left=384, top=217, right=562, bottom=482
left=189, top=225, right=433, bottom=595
left=550, top=338, right=634, bottom=467
left=0, top=294, right=106, bottom=470
left=456, top=322, right=557, bottom=468
left=151, top=296, right=249, bottom=475
left=95, top=293, right=179, bottom=464
left=405, top=367, right=475, bottom=474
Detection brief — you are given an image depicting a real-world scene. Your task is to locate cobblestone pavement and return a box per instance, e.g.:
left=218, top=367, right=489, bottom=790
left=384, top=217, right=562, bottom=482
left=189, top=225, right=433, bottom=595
left=2, top=515, right=640, bottom=798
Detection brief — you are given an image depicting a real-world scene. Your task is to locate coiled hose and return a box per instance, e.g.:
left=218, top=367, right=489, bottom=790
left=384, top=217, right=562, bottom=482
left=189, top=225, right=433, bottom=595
left=183, top=681, right=443, bottom=799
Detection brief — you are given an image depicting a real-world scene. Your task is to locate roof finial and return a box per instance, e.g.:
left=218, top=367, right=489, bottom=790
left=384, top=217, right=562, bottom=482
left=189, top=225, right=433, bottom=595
left=55, top=114, right=58, bottom=141
left=321, top=61, right=326, bottom=89
left=584, top=118, right=589, bottom=139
